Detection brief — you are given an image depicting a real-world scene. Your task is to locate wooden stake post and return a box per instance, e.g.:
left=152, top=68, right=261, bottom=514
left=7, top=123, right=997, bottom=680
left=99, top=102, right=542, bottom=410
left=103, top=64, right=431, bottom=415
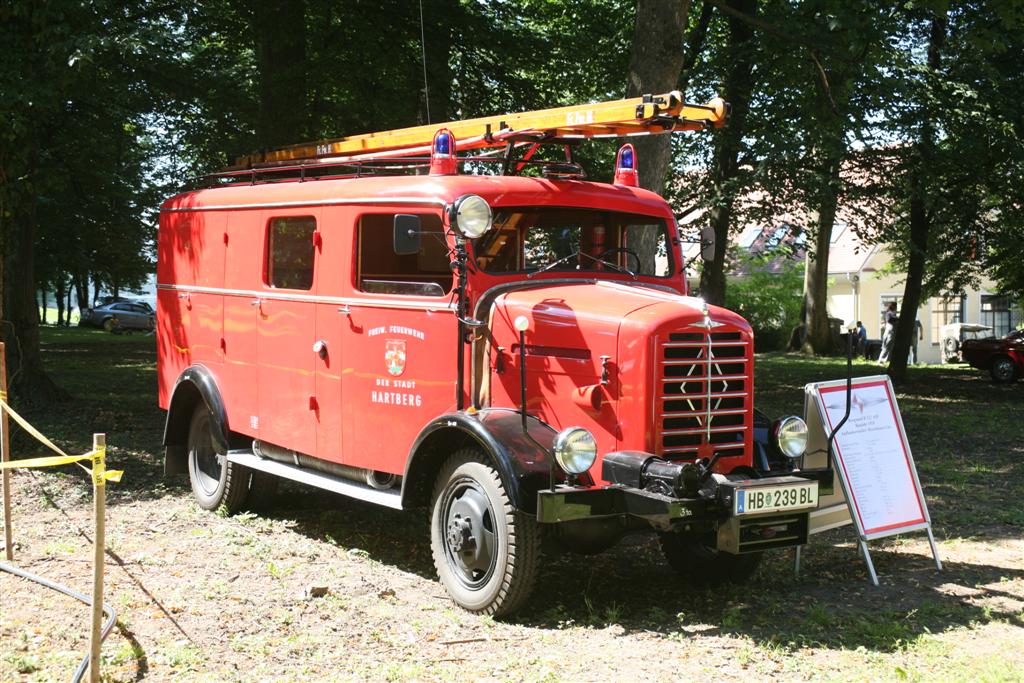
left=88, top=433, right=106, bottom=683
left=1, top=342, right=13, bottom=561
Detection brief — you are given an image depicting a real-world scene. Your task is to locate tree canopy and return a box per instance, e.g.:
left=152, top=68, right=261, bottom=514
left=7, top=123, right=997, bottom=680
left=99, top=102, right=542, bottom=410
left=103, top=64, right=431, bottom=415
left=2, top=0, right=1022, bottom=397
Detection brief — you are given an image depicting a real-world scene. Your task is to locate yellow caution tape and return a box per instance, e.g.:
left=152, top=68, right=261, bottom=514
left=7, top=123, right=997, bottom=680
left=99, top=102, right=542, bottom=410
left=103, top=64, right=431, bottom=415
left=0, top=398, right=71, bottom=458
left=0, top=399, right=123, bottom=483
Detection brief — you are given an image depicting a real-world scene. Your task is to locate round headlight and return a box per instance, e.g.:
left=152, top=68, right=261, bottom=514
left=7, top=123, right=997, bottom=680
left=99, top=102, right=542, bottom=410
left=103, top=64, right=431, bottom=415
left=773, top=416, right=809, bottom=459
left=553, top=427, right=598, bottom=475
left=452, top=194, right=492, bottom=238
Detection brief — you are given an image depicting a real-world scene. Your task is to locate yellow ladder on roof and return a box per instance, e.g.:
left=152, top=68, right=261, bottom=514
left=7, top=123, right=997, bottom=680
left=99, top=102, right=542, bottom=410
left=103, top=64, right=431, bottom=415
left=233, top=91, right=727, bottom=169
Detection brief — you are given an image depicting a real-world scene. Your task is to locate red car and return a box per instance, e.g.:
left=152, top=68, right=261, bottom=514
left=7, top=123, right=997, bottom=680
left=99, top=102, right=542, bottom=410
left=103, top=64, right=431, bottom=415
left=961, top=330, right=1024, bottom=383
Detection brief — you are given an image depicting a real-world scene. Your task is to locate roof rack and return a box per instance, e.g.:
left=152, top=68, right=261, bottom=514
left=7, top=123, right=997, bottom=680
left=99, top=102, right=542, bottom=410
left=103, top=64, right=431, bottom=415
left=219, top=91, right=727, bottom=177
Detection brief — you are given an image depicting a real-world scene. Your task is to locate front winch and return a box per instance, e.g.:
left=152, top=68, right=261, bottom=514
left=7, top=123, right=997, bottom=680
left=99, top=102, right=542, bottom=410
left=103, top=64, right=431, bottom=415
left=602, top=451, right=703, bottom=497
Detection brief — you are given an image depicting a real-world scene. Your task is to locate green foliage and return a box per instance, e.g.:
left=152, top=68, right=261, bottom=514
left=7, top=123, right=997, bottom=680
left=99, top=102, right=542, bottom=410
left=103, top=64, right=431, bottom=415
left=725, top=246, right=804, bottom=351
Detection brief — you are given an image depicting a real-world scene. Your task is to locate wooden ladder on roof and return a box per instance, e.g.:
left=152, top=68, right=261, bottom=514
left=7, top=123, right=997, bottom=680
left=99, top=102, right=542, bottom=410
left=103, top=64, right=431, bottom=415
left=230, top=91, right=727, bottom=170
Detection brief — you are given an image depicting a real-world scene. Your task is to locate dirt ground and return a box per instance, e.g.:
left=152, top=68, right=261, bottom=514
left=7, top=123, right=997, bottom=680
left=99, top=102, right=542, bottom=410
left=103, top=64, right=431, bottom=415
left=1, top=330, right=1022, bottom=682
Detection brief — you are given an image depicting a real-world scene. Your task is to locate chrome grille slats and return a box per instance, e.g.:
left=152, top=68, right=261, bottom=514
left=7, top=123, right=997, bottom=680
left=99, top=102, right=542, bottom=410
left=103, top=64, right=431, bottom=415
left=657, top=323, right=750, bottom=461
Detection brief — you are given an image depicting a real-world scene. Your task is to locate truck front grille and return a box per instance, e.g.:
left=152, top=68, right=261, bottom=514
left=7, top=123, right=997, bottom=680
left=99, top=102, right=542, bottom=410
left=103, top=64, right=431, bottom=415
left=657, top=326, right=751, bottom=462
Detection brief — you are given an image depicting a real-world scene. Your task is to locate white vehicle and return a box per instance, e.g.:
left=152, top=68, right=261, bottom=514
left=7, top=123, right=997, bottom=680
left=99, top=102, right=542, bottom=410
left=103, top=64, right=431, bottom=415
left=940, top=323, right=994, bottom=363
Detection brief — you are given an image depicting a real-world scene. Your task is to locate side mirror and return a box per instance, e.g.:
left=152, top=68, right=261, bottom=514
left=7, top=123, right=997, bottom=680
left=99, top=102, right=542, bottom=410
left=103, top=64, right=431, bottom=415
left=700, top=225, right=716, bottom=262
left=393, top=214, right=422, bottom=255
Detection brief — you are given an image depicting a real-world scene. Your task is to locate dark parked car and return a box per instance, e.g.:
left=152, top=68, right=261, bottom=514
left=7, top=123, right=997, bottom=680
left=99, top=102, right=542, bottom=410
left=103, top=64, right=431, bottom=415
left=961, top=329, right=1024, bottom=383
left=81, top=301, right=156, bottom=332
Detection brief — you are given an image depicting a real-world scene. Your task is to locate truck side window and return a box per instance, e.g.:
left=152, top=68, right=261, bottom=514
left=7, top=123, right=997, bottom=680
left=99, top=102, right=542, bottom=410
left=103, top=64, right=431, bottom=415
left=266, top=216, right=316, bottom=290
left=357, top=213, right=451, bottom=296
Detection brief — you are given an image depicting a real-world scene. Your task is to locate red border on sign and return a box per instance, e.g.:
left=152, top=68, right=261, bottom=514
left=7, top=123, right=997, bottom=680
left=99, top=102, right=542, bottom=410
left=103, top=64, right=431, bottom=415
left=818, top=379, right=926, bottom=535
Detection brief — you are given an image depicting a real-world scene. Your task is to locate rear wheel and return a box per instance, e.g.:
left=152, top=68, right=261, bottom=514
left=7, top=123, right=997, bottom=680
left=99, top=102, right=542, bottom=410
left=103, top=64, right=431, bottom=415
left=430, top=449, right=540, bottom=616
left=991, top=355, right=1018, bottom=383
left=659, top=532, right=762, bottom=586
left=101, top=317, right=115, bottom=332
left=187, top=405, right=251, bottom=513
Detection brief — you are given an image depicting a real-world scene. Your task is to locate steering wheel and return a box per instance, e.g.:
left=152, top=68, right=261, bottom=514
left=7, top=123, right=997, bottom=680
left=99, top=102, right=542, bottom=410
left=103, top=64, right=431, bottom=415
left=596, top=247, right=642, bottom=275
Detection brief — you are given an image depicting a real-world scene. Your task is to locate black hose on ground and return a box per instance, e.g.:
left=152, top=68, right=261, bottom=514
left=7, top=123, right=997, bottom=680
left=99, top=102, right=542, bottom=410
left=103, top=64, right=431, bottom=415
left=0, top=561, right=117, bottom=683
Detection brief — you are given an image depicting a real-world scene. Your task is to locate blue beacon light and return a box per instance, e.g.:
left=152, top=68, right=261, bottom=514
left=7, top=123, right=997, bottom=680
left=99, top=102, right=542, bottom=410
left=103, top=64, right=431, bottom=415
left=620, top=145, right=634, bottom=169
left=435, top=131, right=452, bottom=155
left=614, top=143, right=639, bottom=186
left=430, top=128, right=458, bottom=175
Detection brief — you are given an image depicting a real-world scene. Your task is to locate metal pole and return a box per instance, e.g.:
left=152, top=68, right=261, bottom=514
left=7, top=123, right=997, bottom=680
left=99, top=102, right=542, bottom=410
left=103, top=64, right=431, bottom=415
left=0, top=342, right=13, bottom=561
left=88, top=433, right=106, bottom=683
left=926, top=526, right=943, bottom=571
left=859, top=539, right=879, bottom=587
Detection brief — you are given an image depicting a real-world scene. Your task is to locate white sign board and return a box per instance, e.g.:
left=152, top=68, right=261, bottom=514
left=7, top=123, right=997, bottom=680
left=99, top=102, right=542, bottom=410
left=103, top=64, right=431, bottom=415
left=810, top=375, right=931, bottom=540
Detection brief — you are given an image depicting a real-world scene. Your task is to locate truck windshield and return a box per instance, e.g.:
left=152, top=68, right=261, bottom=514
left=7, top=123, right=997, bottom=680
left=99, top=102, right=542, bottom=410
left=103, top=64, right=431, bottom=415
left=471, top=207, right=674, bottom=278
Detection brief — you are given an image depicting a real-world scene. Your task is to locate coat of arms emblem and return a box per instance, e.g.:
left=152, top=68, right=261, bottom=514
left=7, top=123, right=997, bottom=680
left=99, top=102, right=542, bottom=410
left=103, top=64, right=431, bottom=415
left=385, top=340, right=406, bottom=376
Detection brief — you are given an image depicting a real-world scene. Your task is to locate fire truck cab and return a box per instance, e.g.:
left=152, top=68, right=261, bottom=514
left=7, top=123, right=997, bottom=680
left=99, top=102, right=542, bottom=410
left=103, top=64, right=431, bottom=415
left=157, top=92, right=832, bottom=615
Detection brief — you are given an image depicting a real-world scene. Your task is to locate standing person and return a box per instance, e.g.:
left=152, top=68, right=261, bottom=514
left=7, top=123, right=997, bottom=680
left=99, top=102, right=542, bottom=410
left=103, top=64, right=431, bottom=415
left=910, top=317, right=924, bottom=364
left=856, top=321, right=868, bottom=358
left=878, top=302, right=898, bottom=365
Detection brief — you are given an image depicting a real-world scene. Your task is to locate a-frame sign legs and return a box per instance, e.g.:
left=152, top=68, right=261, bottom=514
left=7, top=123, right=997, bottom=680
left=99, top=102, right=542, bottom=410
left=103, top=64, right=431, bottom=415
left=858, top=539, right=880, bottom=587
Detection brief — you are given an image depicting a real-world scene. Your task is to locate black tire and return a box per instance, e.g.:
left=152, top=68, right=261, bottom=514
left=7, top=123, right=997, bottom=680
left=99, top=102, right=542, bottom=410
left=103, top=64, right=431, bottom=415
left=990, top=355, right=1018, bottom=383
left=659, top=532, right=762, bottom=586
left=430, top=449, right=540, bottom=616
left=101, top=317, right=115, bottom=332
left=186, top=405, right=250, bottom=513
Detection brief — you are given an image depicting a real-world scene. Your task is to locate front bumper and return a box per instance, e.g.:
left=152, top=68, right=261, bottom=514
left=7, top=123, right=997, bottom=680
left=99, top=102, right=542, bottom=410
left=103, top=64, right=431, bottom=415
left=536, top=450, right=833, bottom=554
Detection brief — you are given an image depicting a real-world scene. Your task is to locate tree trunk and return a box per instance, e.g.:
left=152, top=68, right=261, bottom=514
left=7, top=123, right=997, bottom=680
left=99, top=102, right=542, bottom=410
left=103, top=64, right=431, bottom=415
left=55, top=277, right=66, bottom=326
left=801, top=156, right=841, bottom=355
left=625, top=0, right=689, bottom=195
left=93, top=279, right=101, bottom=307
left=889, top=12, right=946, bottom=384
left=74, top=272, right=89, bottom=312
left=2, top=185, right=66, bottom=403
left=66, top=286, right=72, bottom=326
left=254, top=1, right=308, bottom=150
left=624, top=0, right=690, bottom=274
left=699, top=0, right=757, bottom=305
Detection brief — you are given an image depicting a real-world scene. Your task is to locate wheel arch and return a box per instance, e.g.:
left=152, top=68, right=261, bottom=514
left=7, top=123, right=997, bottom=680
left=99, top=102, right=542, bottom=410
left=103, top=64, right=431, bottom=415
left=163, top=365, right=229, bottom=475
left=401, top=410, right=563, bottom=514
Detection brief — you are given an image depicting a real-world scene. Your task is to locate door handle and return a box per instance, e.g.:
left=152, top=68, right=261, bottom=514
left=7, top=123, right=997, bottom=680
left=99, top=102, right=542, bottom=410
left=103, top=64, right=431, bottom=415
left=250, top=298, right=261, bottom=307
left=337, top=304, right=351, bottom=315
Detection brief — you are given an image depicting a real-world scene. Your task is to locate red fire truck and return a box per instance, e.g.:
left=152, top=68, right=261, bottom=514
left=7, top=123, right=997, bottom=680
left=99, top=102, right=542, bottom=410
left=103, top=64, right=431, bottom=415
left=157, top=92, right=832, bottom=615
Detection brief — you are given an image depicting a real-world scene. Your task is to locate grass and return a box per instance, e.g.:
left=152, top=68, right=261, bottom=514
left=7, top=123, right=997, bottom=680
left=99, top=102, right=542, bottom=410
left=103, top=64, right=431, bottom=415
left=1, top=328, right=1022, bottom=682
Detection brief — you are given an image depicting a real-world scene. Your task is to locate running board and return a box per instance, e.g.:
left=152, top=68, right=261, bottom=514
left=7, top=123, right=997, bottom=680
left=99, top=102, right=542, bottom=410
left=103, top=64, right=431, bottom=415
left=227, top=450, right=403, bottom=510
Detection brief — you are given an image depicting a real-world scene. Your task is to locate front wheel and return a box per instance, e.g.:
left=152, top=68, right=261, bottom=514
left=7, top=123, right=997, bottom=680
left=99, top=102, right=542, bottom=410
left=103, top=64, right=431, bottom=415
left=991, top=355, right=1018, bottom=383
left=430, top=450, right=540, bottom=616
left=659, top=532, right=762, bottom=586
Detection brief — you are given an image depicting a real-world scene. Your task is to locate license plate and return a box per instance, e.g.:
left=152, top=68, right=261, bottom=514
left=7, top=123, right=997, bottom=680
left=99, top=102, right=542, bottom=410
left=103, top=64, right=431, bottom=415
left=734, top=482, right=818, bottom=516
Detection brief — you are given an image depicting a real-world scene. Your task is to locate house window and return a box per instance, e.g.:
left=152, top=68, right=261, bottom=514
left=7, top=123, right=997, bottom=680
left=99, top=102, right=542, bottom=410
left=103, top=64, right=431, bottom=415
left=981, top=295, right=1013, bottom=337
left=266, top=217, right=316, bottom=290
left=357, top=213, right=452, bottom=296
left=931, top=294, right=964, bottom=344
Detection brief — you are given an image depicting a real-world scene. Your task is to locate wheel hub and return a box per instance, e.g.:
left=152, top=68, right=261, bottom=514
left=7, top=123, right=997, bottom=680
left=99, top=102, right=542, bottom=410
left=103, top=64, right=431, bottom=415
left=446, top=516, right=475, bottom=553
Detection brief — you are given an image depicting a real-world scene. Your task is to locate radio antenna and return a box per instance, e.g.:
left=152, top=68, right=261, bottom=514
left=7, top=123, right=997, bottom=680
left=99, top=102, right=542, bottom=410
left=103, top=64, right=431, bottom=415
left=419, top=0, right=431, bottom=124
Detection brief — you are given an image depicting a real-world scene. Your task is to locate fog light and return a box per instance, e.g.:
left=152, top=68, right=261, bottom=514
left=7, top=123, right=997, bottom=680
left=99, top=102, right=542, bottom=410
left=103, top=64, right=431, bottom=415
left=773, top=416, right=808, bottom=459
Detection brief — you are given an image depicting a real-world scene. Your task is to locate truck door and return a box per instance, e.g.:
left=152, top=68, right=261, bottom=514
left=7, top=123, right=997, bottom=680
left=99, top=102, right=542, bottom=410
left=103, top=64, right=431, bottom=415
left=340, top=211, right=458, bottom=476
left=312, top=207, right=349, bottom=464
left=222, top=211, right=258, bottom=436
left=256, top=210, right=320, bottom=456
